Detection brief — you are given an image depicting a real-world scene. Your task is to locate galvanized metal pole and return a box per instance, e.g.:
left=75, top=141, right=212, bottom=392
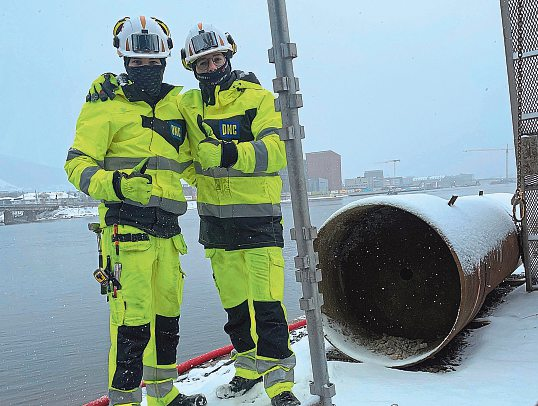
left=266, top=1, right=335, bottom=405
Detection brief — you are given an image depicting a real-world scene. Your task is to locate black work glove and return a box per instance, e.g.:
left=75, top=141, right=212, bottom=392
left=86, top=73, right=119, bottom=102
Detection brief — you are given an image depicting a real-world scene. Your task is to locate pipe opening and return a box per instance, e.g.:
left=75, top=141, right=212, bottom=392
left=317, top=204, right=461, bottom=365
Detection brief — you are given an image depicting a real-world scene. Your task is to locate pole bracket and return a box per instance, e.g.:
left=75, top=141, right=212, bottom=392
left=274, top=93, right=303, bottom=111
left=290, top=226, right=318, bottom=241
left=293, top=253, right=319, bottom=270
left=299, top=297, right=323, bottom=311
left=268, top=43, right=298, bottom=63
left=279, top=125, right=305, bottom=141
left=272, top=76, right=300, bottom=93
left=281, top=42, right=298, bottom=58
left=295, top=267, right=322, bottom=283
left=310, top=381, right=336, bottom=399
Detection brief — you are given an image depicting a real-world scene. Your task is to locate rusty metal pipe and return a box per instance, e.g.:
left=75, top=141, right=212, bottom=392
left=316, top=193, right=520, bottom=367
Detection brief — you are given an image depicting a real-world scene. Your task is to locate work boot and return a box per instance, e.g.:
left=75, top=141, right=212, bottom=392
left=168, top=392, right=207, bottom=406
left=271, top=391, right=301, bottom=406
left=215, top=375, right=263, bottom=399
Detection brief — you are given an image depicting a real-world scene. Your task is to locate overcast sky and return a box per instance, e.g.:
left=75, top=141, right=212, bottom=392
left=0, top=1, right=515, bottom=180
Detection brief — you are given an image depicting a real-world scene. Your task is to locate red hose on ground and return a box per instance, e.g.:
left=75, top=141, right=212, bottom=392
left=83, top=319, right=307, bottom=406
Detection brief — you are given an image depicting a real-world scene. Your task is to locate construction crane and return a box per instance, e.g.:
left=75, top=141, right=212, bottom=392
left=463, top=144, right=513, bottom=182
left=375, top=159, right=400, bottom=178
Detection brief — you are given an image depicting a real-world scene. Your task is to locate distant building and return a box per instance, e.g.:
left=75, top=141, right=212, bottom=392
left=305, top=151, right=342, bottom=191
left=307, top=177, right=329, bottom=194
left=364, top=170, right=384, bottom=190
left=344, top=177, right=369, bottom=191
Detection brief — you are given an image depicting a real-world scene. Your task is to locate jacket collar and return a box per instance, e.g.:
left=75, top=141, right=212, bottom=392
left=115, top=73, right=178, bottom=104
left=200, top=70, right=262, bottom=106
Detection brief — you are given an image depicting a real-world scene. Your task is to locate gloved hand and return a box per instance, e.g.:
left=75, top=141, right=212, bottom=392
left=112, top=158, right=153, bottom=204
left=86, top=73, right=119, bottom=102
left=197, top=115, right=238, bottom=170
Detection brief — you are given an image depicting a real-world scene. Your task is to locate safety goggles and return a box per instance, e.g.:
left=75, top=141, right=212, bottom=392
left=131, top=33, right=161, bottom=53
left=190, top=31, right=219, bottom=54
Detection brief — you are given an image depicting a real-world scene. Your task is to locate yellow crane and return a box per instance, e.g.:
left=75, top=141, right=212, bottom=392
left=375, top=159, right=400, bottom=178
left=463, top=144, right=513, bottom=182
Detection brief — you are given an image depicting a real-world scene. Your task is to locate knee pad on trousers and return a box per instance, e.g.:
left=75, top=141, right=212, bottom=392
left=156, top=315, right=180, bottom=365
left=112, top=324, right=151, bottom=390
left=224, top=300, right=256, bottom=353
left=254, top=301, right=292, bottom=359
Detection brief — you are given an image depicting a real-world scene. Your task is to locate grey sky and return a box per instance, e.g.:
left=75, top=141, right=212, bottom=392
left=1, top=1, right=514, bottom=180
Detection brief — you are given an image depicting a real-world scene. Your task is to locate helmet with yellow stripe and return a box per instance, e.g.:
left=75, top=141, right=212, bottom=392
left=113, top=16, right=173, bottom=58
left=181, top=22, right=237, bottom=70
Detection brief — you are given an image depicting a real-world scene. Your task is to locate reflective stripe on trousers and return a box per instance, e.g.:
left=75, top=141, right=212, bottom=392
left=232, top=348, right=258, bottom=378
left=108, top=388, right=142, bottom=405
left=258, top=354, right=296, bottom=398
left=143, top=365, right=178, bottom=399
left=145, top=380, right=175, bottom=399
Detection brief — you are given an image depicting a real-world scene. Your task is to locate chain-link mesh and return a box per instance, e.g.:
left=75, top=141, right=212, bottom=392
left=503, top=0, right=538, bottom=289
left=515, top=56, right=538, bottom=115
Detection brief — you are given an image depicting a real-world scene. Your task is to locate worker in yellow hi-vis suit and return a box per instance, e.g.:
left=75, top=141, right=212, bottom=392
left=84, top=21, right=298, bottom=406
left=65, top=16, right=206, bottom=406
left=179, top=23, right=299, bottom=406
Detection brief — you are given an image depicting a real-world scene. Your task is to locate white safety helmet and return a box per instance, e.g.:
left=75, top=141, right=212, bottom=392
left=181, top=22, right=237, bottom=70
left=113, top=16, right=173, bottom=58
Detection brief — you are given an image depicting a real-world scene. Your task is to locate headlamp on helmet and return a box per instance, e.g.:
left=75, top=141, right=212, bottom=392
left=113, top=16, right=173, bottom=59
left=181, top=23, right=237, bottom=71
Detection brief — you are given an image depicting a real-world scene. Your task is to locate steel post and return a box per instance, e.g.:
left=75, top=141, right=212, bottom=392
left=266, top=1, right=335, bottom=405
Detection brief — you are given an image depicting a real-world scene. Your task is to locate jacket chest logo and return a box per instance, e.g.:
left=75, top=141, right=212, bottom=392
left=141, top=115, right=186, bottom=152
left=168, top=120, right=185, bottom=142
left=219, top=120, right=241, bottom=140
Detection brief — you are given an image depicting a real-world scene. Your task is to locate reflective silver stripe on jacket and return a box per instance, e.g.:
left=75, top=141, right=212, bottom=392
left=108, top=387, right=142, bottom=405
left=197, top=202, right=281, bottom=218
left=194, top=162, right=278, bottom=178
left=252, top=140, right=269, bottom=172
left=143, top=365, right=178, bottom=381
left=79, top=166, right=100, bottom=195
left=104, top=156, right=192, bottom=174
left=257, top=127, right=279, bottom=140
left=145, top=380, right=175, bottom=398
left=257, top=354, right=296, bottom=389
left=104, top=196, right=188, bottom=215
left=66, top=148, right=105, bottom=167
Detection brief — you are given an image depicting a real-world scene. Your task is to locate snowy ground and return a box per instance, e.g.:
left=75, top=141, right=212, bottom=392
left=140, top=274, right=537, bottom=406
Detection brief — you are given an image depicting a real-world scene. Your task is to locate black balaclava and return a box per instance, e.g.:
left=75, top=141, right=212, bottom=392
left=195, top=54, right=234, bottom=105
left=124, top=58, right=166, bottom=100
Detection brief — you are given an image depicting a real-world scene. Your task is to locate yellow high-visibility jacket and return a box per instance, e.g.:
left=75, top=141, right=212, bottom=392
left=179, top=71, right=287, bottom=249
left=65, top=80, right=191, bottom=237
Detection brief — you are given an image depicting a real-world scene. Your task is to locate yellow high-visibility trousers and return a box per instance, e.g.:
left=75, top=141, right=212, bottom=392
left=101, top=225, right=187, bottom=406
left=206, top=246, right=296, bottom=398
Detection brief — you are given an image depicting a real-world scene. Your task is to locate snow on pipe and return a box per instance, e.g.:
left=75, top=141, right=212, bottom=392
left=83, top=319, right=307, bottom=406
left=315, top=193, right=521, bottom=368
